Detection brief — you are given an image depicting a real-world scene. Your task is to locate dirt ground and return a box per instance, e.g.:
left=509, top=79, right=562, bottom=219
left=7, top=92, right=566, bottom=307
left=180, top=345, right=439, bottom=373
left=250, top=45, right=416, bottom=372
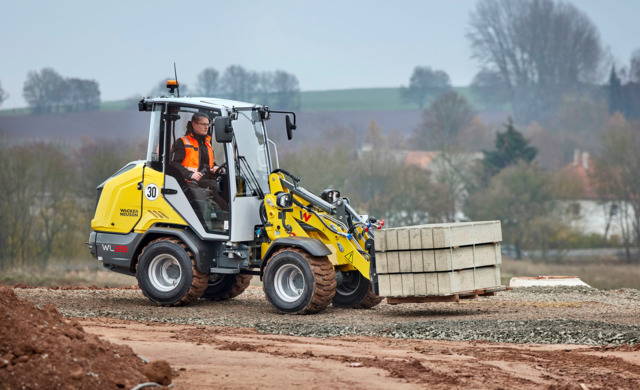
left=4, top=285, right=640, bottom=389
left=82, top=317, right=640, bottom=390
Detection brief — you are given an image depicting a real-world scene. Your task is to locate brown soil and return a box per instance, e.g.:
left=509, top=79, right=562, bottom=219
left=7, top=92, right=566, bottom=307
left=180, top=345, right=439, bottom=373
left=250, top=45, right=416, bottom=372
left=4, top=285, right=640, bottom=389
left=0, top=286, right=172, bottom=390
left=81, top=318, right=640, bottom=390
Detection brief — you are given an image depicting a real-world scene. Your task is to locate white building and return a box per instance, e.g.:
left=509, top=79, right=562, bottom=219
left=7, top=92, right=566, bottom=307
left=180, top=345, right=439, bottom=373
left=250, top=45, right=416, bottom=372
left=557, top=150, right=636, bottom=242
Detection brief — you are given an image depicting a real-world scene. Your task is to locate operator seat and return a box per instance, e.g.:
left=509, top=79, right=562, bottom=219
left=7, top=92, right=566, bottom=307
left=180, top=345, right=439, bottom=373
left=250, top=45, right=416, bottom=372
left=164, top=164, right=192, bottom=200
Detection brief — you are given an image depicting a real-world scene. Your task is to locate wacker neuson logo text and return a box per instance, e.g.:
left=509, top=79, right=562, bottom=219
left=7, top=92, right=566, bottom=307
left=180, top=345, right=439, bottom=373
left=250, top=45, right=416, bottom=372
left=120, top=209, right=139, bottom=217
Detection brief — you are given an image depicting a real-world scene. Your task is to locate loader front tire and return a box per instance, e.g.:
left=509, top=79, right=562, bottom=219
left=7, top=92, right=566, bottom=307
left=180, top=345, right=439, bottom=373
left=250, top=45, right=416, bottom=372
left=136, top=237, right=208, bottom=306
left=201, top=273, right=253, bottom=301
left=333, top=271, right=383, bottom=309
left=263, top=248, right=336, bottom=314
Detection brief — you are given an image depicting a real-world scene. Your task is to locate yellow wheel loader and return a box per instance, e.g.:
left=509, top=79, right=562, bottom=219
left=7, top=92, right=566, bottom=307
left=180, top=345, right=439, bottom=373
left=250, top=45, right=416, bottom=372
left=88, top=81, right=384, bottom=314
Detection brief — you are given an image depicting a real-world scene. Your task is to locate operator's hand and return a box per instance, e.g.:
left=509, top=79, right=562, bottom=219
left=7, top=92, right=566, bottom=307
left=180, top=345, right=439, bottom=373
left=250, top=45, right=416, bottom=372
left=191, top=172, right=203, bottom=181
left=211, top=165, right=219, bottom=174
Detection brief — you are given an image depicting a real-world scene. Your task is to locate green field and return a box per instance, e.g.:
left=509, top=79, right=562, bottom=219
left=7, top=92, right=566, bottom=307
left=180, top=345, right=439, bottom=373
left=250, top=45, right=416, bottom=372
left=0, top=87, right=477, bottom=115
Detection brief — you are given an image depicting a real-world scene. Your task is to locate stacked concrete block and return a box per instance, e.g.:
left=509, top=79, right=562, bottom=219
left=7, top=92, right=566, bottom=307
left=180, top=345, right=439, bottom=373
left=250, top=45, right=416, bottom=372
left=375, top=221, right=503, bottom=297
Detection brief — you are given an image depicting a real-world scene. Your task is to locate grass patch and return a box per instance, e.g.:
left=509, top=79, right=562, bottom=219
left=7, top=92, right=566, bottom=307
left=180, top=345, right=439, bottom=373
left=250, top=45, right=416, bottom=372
left=300, top=86, right=475, bottom=111
left=1, top=258, right=135, bottom=288
left=501, top=257, right=640, bottom=290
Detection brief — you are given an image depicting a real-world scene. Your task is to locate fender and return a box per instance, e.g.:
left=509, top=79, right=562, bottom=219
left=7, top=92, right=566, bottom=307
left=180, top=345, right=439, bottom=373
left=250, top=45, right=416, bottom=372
left=136, top=226, right=219, bottom=274
left=260, top=237, right=332, bottom=274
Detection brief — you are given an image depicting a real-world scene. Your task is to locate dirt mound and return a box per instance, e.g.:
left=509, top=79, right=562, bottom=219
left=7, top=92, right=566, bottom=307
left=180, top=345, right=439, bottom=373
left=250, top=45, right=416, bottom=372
left=0, top=286, right=172, bottom=389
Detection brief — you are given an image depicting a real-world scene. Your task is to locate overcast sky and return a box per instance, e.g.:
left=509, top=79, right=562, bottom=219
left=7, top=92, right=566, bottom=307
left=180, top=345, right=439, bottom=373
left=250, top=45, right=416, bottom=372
left=1, top=0, right=638, bottom=109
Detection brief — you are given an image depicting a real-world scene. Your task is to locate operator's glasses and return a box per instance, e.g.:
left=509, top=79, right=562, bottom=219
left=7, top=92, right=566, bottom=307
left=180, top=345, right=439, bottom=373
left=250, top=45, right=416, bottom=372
left=195, top=121, right=210, bottom=127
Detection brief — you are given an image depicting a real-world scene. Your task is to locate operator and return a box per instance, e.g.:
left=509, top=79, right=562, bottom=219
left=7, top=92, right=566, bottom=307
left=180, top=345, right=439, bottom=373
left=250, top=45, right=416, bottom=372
left=170, top=113, right=229, bottom=211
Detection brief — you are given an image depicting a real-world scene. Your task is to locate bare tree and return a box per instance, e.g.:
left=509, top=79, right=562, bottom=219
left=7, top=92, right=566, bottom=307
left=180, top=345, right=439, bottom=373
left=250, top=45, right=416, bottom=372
left=630, top=48, right=640, bottom=83
left=23, top=68, right=65, bottom=114
left=0, top=81, right=8, bottom=107
left=0, top=142, right=41, bottom=267
left=196, top=67, right=219, bottom=96
left=271, top=70, right=300, bottom=110
left=220, top=65, right=259, bottom=102
left=255, top=71, right=275, bottom=104
left=412, top=91, right=475, bottom=150
left=32, top=143, right=77, bottom=267
left=467, top=0, right=605, bottom=122
left=62, top=78, right=100, bottom=112
left=593, top=114, right=640, bottom=262
left=470, top=69, right=510, bottom=109
left=400, top=66, right=451, bottom=109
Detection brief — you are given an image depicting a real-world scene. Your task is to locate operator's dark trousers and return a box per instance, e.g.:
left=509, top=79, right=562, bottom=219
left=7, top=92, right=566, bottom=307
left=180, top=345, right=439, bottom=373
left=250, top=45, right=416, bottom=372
left=187, top=180, right=229, bottom=211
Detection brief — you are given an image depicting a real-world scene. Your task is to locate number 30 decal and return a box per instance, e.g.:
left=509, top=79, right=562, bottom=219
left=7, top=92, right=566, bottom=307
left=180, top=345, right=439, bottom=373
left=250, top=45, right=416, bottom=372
left=145, top=184, right=159, bottom=201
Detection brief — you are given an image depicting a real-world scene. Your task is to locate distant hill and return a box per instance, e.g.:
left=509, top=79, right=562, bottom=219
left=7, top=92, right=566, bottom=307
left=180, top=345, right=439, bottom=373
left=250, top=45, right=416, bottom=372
left=0, top=87, right=506, bottom=146
left=0, top=87, right=478, bottom=116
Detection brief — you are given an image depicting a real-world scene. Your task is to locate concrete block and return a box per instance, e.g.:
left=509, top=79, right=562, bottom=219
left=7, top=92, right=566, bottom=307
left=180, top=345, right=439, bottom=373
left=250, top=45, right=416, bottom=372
left=374, top=230, right=386, bottom=252
left=378, top=221, right=502, bottom=251
left=386, top=229, right=399, bottom=251
left=379, top=266, right=500, bottom=297
left=422, top=250, right=436, bottom=272
left=399, top=251, right=413, bottom=273
left=409, top=228, right=423, bottom=249
left=436, top=266, right=501, bottom=295
left=376, top=252, right=388, bottom=274
left=389, top=274, right=403, bottom=296
left=431, top=221, right=502, bottom=248
left=410, top=250, right=424, bottom=273
left=421, top=226, right=435, bottom=249
left=378, top=274, right=391, bottom=297
left=426, top=272, right=439, bottom=295
left=434, top=243, right=502, bottom=271
left=413, top=273, right=427, bottom=295
left=397, top=228, right=410, bottom=250
left=402, top=273, right=415, bottom=296
left=386, top=251, right=400, bottom=273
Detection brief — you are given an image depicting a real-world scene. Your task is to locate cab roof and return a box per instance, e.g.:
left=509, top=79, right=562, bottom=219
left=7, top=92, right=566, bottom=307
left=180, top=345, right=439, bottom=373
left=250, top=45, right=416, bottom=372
left=143, top=96, right=259, bottom=111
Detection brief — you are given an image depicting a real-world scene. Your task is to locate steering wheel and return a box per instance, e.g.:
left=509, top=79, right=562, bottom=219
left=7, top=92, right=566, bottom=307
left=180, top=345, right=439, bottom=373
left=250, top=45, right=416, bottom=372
left=215, top=162, right=228, bottom=176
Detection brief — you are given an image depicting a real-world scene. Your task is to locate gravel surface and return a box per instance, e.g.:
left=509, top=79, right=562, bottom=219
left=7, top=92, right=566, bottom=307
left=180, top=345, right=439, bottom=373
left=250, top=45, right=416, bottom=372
left=13, top=286, right=640, bottom=346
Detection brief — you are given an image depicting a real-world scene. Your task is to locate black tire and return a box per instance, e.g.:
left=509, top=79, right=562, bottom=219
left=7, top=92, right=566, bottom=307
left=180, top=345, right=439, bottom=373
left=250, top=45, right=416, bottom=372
left=333, top=271, right=383, bottom=309
left=136, top=237, right=208, bottom=306
left=201, top=273, right=253, bottom=301
left=263, top=248, right=336, bottom=314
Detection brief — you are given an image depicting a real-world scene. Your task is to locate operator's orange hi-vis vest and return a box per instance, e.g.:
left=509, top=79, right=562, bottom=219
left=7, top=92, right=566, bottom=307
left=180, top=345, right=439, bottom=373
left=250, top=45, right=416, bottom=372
left=180, top=134, right=214, bottom=174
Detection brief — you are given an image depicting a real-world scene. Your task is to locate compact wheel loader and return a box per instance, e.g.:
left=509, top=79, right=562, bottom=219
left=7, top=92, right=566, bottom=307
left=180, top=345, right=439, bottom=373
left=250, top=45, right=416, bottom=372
left=88, top=81, right=385, bottom=314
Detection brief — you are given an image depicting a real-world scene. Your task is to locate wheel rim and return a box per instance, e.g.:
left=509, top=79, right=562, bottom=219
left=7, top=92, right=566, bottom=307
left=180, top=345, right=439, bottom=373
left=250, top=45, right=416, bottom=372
left=208, top=273, right=225, bottom=287
left=336, top=271, right=361, bottom=296
left=148, top=254, right=182, bottom=292
left=274, top=263, right=305, bottom=303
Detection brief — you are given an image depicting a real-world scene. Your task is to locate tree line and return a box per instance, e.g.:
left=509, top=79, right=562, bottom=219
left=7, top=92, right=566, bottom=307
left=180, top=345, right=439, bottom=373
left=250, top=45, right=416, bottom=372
left=22, top=68, right=101, bottom=114
left=1, top=64, right=300, bottom=115
left=150, top=65, right=301, bottom=110
left=401, top=0, right=640, bottom=125
left=280, top=103, right=639, bottom=263
left=0, top=138, right=142, bottom=270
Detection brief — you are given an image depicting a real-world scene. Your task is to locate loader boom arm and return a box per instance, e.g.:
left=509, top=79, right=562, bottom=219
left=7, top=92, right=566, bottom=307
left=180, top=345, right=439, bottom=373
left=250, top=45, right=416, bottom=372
left=262, top=172, right=379, bottom=283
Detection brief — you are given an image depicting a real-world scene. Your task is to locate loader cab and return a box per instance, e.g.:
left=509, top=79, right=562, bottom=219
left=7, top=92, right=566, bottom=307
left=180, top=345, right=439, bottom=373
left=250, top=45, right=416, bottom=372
left=143, top=99, right=276, bottom=242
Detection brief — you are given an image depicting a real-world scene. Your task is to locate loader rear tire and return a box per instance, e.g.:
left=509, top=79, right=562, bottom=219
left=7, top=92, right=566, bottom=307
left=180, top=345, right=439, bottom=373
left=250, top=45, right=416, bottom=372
left=136, top=237, right=208, bottom=306
left=263, top=248, right=336, bottom=314
left=201, top=274, right=253, bottom=301
left=333, top=271, right=383, bottom=309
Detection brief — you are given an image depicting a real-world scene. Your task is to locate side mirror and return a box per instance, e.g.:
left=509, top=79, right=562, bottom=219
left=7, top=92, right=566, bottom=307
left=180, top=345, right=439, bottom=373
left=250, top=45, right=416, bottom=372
left=286, top=115, right=297, bottom=140
left=214, top=117, right=234, bottom=143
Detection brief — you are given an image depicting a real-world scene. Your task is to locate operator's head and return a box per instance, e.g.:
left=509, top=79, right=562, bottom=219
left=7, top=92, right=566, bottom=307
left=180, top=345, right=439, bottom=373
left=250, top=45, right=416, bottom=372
left=188, top=113, right=210, bottom=137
